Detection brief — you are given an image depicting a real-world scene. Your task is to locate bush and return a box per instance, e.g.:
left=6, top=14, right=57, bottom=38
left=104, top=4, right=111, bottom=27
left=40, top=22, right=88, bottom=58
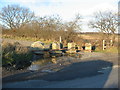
left=2, top=42, right=33, bottom=70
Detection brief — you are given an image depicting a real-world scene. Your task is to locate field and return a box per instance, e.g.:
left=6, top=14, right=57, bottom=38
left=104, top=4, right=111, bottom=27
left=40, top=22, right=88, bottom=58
left=2, top=31, right=119, bottom=53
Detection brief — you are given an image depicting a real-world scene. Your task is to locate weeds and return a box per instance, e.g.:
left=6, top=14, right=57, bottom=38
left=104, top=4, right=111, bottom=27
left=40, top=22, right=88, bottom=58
left=2, top=42, right=33, bottom=70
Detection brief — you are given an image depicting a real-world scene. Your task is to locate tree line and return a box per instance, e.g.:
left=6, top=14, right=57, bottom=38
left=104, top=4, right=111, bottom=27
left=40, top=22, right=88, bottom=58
left=0, top=4, right=118, bottom=46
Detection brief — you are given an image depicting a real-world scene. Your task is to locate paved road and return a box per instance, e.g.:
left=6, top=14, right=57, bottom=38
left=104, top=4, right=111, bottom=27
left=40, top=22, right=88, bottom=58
left=2, top=38, right=119, bottom=88
left=3, top=53, right=119, bottom=88
left=2, top=66, right=119, bottom=88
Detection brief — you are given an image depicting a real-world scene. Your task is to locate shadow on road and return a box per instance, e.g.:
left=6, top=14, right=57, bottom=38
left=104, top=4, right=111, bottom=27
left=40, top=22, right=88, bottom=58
left=3, top=59, right=113, bottom=88
left=41, top=60, right=113, bottom=81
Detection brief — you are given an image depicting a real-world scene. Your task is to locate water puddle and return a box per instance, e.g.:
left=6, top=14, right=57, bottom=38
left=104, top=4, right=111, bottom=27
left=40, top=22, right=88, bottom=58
left=27, top=54, right=80, bottom=71
left=27, top=58, right=54, bottom=71
left=27, top=54, right=113, bottom=81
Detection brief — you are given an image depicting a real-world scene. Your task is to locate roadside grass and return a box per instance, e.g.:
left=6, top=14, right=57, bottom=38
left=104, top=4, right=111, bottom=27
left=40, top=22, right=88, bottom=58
left=94, top=46, right=118, bottom=53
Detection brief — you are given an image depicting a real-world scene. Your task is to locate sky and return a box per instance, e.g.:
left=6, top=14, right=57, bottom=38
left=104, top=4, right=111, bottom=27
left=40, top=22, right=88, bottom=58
left=0, top=0, right=119, bottom=32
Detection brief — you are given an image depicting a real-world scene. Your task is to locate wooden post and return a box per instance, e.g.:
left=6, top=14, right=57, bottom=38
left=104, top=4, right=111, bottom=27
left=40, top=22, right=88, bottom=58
left=59, top=36, right=62, bottom=43
left=110, top=40, right=113, bottom=46
left=103, top=40, right=105, bottom=50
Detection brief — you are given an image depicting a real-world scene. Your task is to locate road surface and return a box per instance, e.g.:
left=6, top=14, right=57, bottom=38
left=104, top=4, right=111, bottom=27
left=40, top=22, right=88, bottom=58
left=2, top=38, right=119, bottom=88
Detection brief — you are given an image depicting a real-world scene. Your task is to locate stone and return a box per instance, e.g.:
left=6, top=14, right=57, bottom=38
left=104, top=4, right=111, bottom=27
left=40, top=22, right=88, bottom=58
left=51, top=42, right=63, bottom=50
left=31, top=41, right=44, bottom=50
left=85, top=43, right=92, bottom=51
left=51, top=58, right=57, bottom=64
left=66, top=48, right=76, bottom=53
left=68, top=42, right=76, bottom=49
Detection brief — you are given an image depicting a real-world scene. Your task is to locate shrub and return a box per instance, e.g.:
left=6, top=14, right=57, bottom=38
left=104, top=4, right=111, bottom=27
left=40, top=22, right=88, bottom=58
left=2, top=42, right=33, bottom=70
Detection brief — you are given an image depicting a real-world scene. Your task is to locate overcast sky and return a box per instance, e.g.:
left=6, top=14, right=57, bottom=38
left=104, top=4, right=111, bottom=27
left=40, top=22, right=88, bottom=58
left=0, top=0, right=119, bottom=32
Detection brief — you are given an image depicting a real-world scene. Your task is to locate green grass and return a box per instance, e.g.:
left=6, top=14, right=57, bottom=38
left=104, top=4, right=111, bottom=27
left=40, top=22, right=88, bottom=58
left=95, top=46, right=118, bottom=53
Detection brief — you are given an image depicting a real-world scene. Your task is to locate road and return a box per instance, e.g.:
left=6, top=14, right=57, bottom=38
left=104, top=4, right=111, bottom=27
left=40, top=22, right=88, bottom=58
left=3, top=53, right=119, bottom=88
left=3, top=67, right=119, bottom=88
left=2, top=38, right=119, bottom=88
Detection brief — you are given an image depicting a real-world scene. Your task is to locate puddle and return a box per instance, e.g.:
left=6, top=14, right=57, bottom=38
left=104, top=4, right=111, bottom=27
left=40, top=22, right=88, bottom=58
left=27, top=58, right=54, bottom=71
left=27, top=54, right=113, bottom=81
left=27, top=54, right=80, bottom=71
left=28, top=65, right=40, bottom=71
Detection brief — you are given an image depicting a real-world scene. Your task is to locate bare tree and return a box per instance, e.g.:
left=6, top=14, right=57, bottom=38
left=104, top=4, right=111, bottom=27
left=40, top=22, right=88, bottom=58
left=65, top=14, right=82, bottom=32
left=62, top=14, right=82, bottom=43
left=0, top=5, right=35, bottom=30
left=35, top=15, right=62, bottom=31
left=88, top=11, right=117, bottom=45
left=29, top=15, right=63, bottom=40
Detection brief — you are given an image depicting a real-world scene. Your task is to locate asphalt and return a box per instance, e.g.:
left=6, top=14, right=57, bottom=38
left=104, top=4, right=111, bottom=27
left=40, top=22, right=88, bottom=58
left=2, top=53, right=119, bottom=88
left=2, top=38, right=119, bottom=88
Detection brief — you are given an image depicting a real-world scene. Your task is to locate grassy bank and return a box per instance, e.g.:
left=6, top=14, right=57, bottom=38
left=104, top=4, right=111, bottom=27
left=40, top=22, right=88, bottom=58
left=2, top=41, right=33, bottom=70
left=95, top=46, right=118, bottom=53
left=2, top=34, right=53, bottom=44
left=2, top=34, right=119, bottom=54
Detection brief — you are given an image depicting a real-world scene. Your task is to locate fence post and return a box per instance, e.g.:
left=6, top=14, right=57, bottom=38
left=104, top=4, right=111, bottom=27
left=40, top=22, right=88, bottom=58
left=103, top=40, right=105, bottom=50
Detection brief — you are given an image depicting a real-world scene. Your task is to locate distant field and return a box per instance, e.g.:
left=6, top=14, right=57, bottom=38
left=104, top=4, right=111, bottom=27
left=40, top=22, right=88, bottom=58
left=2, top=32, right=119, bottom=44
left=79, top=32, right=119, bottom=41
